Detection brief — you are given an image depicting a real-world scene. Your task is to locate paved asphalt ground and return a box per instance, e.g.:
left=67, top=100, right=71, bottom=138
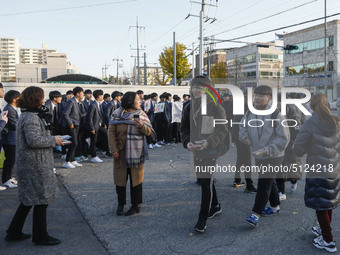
left=1, top=142, right=339, bottom=255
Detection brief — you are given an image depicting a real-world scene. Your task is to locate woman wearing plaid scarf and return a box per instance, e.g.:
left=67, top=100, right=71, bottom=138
left=108, top=92, right=155, bottom=216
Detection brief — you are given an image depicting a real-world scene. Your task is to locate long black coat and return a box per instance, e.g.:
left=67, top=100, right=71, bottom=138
left=293, top=112, right=340, bottom=210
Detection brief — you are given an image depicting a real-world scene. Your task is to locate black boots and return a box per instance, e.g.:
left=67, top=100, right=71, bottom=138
left=116, top=204, right=124, bottom=216
left=124, top=204, right=141, bottom=216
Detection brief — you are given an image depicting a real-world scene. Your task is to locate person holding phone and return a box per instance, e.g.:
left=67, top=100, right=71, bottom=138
left=181, top=76, right=229, bottom=233
left=5, top=86, right=64, bottom=245
left=108, top=92, right=155, bottom=216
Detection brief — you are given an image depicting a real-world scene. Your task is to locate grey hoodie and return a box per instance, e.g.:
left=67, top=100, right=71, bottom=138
left=239, top=102, right=290, bottom=159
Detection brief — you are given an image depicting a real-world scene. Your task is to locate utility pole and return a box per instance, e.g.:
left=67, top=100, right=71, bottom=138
left=199, top=2, right=204, bottom=76
left=130, top=17, right=145, bottom=85
left=173, top=32, right=176, bottom=86
left=144, top=52, right=147, bottom=85
left=112, top=58, right=123, bottom=84
left=192, top=42, right=195, bottom=79
left=102, top=62, right=110, bottom=81
left=187, top=0, right=218, bottom=76
left=133, top=57, right=137, bottom=84
left=207, top=46, right=211, bottom=78
left=324, top=0, right=328, bottom=94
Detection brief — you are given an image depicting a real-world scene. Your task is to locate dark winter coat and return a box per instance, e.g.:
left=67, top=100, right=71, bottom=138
left=293, top=112, right=340, bottom=210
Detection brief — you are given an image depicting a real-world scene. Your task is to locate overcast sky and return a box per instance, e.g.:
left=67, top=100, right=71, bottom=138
left=2, top=0, right=340, bottom=78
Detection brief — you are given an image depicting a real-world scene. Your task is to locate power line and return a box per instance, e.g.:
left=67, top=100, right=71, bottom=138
left=147, top=18, right=187, bottom=47
left=213, top=12, right=340, bottom=44
left=0, top=0, right=138, bottom=17
left=210, top=0, right=318, bottom=37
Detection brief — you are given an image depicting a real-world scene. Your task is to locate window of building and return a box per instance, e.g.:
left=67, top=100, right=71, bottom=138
left=41, top=68, right=47, bottom=81
left=286, top=61, right=334, bottom=75
left=285, top=36, right=334, bottom=54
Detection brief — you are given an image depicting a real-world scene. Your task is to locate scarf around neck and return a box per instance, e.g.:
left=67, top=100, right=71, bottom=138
left=109, top=107, right=155, bottom=168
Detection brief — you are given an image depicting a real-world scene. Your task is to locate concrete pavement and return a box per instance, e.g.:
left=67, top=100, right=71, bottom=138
left=1, top=143, right=339, bottom=254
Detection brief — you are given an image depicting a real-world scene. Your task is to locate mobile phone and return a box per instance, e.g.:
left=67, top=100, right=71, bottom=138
left=194, top=141, right=204, bottom=145
left=61, top=135, right=71, bottom=140
left=133, top=114, right=140, bottom=120
left=62, top=140, right=72, bottom=145
left=1, top=111, right=8, bottom=117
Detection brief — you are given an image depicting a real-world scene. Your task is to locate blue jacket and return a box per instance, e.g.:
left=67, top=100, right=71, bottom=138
left=3, top=104, right=19, bottom=145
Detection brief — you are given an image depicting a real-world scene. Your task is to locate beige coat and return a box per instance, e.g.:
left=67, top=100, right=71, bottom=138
left=108, top=123, right=152, bottom=187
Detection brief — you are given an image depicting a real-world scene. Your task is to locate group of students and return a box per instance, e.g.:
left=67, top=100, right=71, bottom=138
left=2, top=78, right=340, bottom=252
left=182, top=76, right=340, bottom=253
left=0, top=85, right=191, bottom=190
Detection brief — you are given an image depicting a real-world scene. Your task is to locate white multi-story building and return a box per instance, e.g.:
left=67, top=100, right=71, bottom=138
left=133, top=66, right=167, bottom=85
left=16, top=53, right=79, bottom=83
left=0, top=38, right=20, bottom=82
left=283, top=20, right=340, bottom=99
left=20, top=44, right=57, bottom=64
left=226, top=42, right=284, bottom=89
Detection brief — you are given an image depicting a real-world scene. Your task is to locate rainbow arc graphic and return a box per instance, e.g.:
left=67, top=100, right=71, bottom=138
left=197, top=83, right=223, bottom=106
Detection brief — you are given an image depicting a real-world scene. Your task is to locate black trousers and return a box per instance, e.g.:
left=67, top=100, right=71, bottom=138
left=116, top=168, right=143, bottom=205
left=198, top=177, right=219, bottom=220
left=66, top=126, right=79, bottom=162
left=76, top=128, right=89, bottom=157
left=195, top=158, right=219, bottom=221
left=2, top=145, right=16, bottom=183
left=172, top=122, right=181, bottom=143
left=252, top=157, right=283, bottom=215
left=96, top=127, right=109, bottom=153
left=234, top=140, right=253, bottom=187
left=7, top=203, right=49, bottom=242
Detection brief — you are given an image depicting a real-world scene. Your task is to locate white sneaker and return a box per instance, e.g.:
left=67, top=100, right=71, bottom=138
left=153, top=143, right=162, bottom=148
left=313, top=235, right=337, bottom=253
left=61, top=154, right=67, bottom=160
left=279, top=192, right=286, bottom=201
left=71, top=161, right=82, bottom=167
left=63, top=162, right=75, bottom=169
left=10, top=177, right=18, bottom=185
left=148, top=144, right=154, bottom=149
left=53, top=168, right=57, bottom=174
left=3, top=180, right=17, bottom=188
left=291, top=183, right=297, bottom=193
left=91, top=156, right=103, bottom=163
left=158, top=141, right=165, bottom=145
left=0, top=185, right=7, bottom=191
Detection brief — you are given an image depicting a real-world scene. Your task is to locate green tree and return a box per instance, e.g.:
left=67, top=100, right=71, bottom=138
left=159, top=42, right=191, bottom=85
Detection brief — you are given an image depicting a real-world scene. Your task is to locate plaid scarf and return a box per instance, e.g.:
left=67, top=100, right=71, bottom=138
left=110, top=107, right=155, bottom=168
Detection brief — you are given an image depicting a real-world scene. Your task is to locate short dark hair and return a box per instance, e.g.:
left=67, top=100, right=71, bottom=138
left=73, top=86, right=84, bottom=96
left=4, top=90, right=20, bottom=104
left=17, top=86, right=44, bottom=109
left=254, top=85, right=272, bottom=96
left=84, top=89, right=92, bottom=95
left=104, top=93, right=110, bottom=99
left=136, top=90, right=144, bottom=95
left=144, top=94, right=151, bottom=100
left=49, top=90, right=62, bottom=101
left=111, top=91, right=120, bottom=99
left=121, top=91, right=137, bottom=110
left=0, top=83, right=3, bottom=88
left=93, top=89, right=104, bottom=99
left=173, top=95, right=180, bottom=102
left=119, top=92, right=123, bottom=96
left=151, top=92, right=158, bottom=99
left=66, top=90, right=73, bottom=95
